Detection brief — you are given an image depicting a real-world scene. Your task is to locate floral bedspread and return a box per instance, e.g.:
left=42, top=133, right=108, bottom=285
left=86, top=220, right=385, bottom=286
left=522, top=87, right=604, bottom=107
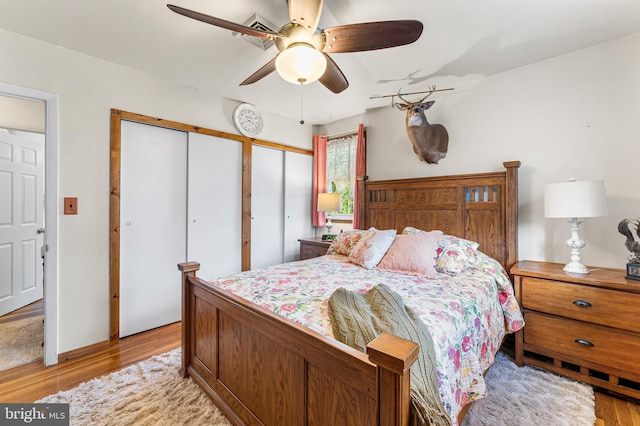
left=211, top=252, right=523, bottom=424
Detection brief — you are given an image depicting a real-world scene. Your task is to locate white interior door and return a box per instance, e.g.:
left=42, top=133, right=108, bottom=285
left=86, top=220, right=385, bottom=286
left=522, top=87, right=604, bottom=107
left=251, top=145, right=284, bottom=269
left=187, top=133, right=242, bottom=280
left=120, top=121, right=187, bottom=337
left=283, top=151, right=314, bottom=262
left=0, top=129, right=44, bottom=316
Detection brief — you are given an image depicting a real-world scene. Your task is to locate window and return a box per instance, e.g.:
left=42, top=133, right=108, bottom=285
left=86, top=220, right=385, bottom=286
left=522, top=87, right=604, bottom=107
left=325, top=133, right=357, bottom=219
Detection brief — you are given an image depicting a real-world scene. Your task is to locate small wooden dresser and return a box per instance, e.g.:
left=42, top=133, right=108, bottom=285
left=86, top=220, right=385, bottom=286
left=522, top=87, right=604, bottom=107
left=511, top=260, right=640, bottom=398
left=298, top=237, right=331, bottom=260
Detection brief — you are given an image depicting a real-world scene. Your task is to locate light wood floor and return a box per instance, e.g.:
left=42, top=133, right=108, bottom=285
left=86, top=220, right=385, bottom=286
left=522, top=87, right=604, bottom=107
left=0, top=319, right=180, bottom=403
left=0, top=315, right=638, bottom=425
left=0, top=299, right=44, bottom=324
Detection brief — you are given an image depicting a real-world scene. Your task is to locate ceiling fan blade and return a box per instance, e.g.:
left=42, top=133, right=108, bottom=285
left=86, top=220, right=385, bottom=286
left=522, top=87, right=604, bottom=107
left=288, top=0, right=324, bottom=32
left=167, top=4, right=281, bottom=40
left=323, top=20, right=423, bottom=53
left=319, top=54, right=348, bottom=94
left=239, top=57, right=277, bottom=86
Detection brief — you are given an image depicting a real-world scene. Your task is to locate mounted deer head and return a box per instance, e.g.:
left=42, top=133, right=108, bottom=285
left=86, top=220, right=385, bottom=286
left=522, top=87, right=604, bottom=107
left=394, top=86, right=449, bottom=164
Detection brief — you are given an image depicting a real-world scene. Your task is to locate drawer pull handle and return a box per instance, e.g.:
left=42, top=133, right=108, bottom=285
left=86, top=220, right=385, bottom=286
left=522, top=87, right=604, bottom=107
left=575, top=338, right=594, bottom=347
left=573, top=300, right=592, bottom=308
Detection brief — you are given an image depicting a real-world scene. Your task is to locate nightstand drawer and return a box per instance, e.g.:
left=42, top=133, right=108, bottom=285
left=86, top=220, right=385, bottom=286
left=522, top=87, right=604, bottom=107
left=300, top=243, right=328, bottom=259
left=298, top=238, right=331, bottom=260
left=521, top=277, right=640, bottom=333
left=524, top=312, right=640, bottom=373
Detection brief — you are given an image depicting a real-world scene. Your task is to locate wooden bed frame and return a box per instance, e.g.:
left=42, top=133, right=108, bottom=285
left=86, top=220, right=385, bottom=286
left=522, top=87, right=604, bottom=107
left=178, top=161, right=520, bottom=426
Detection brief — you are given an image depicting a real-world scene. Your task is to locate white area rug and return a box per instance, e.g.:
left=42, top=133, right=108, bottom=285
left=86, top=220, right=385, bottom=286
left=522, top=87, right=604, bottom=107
left=38, top=349, right=231, bottom=426
left=462, top=352, right=595, bottom=426
left=38, top=349, right=595, bottom=426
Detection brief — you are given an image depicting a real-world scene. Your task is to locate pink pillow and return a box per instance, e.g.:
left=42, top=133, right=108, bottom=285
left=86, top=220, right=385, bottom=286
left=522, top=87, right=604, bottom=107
left=348, top=228, right=397, bottom=269
left=377, top=230, right=443, bottom=277
left=402, top=227, right=479, bottom=274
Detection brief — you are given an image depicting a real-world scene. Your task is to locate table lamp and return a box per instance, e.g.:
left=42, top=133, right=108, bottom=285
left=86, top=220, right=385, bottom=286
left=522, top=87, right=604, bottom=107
left=544, top=179, right=609, bottom=274
left=317, top=192, right=341, bottom=239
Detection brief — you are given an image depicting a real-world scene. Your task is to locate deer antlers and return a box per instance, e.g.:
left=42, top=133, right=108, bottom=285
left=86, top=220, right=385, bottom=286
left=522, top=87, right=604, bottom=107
left=398, top=85, right=436, bottom=104
left=393, top=85, right=439, bottom=109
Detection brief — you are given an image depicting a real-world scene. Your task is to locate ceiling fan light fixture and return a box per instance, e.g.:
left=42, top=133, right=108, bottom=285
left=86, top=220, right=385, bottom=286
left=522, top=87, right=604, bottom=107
left=275, top=43, right=327, bottom=85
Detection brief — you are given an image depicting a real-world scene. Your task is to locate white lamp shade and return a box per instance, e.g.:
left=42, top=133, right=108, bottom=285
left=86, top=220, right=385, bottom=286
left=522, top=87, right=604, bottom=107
left=544, top=180, right=609, bottom=218
left=275, top=43, right=327, bottom=85
left=317, top=193, right=341, bottom=212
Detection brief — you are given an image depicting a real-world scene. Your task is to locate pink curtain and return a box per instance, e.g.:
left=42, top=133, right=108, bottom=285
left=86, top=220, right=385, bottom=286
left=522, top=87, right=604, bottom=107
left=352, top=124, right=366, bottom=229
left=312, top=134, right=328, bottom=226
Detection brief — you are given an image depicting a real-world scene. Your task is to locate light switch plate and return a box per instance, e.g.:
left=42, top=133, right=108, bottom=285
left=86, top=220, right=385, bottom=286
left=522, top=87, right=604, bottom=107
left=64, top=197, right=78, bottom=215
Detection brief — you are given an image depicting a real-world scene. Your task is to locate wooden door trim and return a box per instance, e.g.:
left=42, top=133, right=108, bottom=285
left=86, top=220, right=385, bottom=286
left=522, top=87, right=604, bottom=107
left=109, top=109, right=312, bottom=344
left=109, top=110, right=121, bottom=344
left=241, top=140, right=252, bottom=271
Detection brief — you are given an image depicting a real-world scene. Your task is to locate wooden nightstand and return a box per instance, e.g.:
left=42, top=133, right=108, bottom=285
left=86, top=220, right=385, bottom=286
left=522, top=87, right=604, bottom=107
left=511, top=260, right=640, bottom=398
left=298, top=237, right=332, bottom=260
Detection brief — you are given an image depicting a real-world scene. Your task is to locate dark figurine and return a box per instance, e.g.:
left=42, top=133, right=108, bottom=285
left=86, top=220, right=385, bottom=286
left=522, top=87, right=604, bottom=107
left=618, top=218, right=640, bottom=263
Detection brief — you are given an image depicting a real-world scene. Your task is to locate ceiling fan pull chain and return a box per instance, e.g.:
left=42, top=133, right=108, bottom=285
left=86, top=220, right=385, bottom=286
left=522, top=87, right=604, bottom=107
left=299, top=82, right=305, bottom=125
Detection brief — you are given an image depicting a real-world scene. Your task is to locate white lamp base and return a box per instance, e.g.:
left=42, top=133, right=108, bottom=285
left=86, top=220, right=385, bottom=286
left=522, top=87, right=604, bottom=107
left=564, top=217, right=589, bottom=274
left=563, top=261, right=589, bottom=274
left=324, top=215, right=335, bottom=236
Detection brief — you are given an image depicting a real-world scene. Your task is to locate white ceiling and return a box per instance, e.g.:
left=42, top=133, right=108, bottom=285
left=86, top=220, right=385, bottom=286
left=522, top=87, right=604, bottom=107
left=1, top=0, right=639, bottom=125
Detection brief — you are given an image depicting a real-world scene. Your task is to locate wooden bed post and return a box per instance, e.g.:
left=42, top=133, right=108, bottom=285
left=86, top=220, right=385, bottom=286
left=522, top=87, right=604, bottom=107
left=367, top=333, right=420, bottom=426
left=503, top=161, right=521, bottom=271
left=178, top=261, right=200, bottom=378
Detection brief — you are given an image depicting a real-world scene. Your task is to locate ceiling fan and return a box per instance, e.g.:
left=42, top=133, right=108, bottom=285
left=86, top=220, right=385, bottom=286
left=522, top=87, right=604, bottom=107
left=167, top=0, right=423, bottom=94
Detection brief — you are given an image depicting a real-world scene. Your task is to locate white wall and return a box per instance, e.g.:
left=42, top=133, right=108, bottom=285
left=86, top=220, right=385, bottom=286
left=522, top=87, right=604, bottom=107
left=0, top=28, right=312, bottom=354
left=325, top=33, right=640, bottom=270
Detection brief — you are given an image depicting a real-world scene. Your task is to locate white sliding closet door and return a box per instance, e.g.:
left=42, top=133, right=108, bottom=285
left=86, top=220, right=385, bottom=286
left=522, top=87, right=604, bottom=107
left=187, top=133, right=242, bottom=280
left=251, top=145, right=284, bottom=269
left=283, top=151, right=314, bottom=262
left=120, top=121, right=187, bottom=338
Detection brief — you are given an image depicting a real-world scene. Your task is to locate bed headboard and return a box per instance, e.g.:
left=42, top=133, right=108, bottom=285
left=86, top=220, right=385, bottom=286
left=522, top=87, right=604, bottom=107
left=357, top=161, right=520, bottom=271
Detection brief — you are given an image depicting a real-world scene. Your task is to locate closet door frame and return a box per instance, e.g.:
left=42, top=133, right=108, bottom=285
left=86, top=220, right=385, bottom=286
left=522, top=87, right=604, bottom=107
left=109, top=109, right=312, bottom=345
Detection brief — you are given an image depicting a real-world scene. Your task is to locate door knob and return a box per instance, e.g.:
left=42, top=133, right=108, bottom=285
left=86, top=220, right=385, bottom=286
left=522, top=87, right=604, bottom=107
left=37, top=228, right=45, bottom=234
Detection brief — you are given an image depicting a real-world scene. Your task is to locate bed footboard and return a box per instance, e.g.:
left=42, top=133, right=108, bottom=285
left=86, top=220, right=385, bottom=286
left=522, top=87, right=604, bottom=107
left=179, top=262, right=420, bottom=426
